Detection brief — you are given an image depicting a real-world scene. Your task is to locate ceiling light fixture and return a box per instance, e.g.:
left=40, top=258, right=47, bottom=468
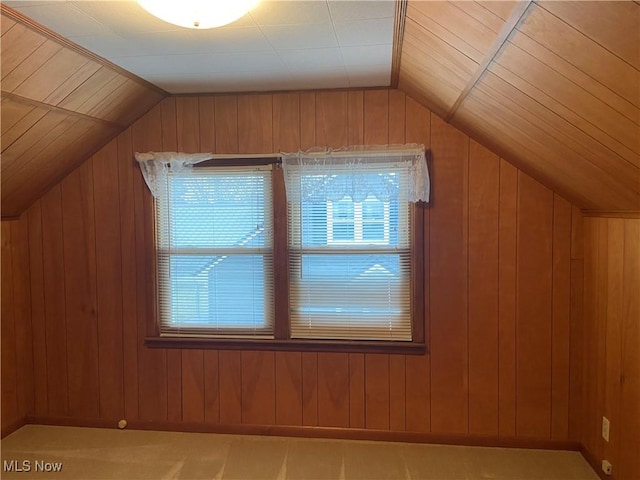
left=137, top=0, right=259, bottom=29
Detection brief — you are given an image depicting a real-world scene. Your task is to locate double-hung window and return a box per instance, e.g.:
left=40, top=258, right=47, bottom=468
left=139, top=145, right=428, bottom=351
left=283, top=153, right=416, bottom=341
left=154, top=165, right=274, bottom=337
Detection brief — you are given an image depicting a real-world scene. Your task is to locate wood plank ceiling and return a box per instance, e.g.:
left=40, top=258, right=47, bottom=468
left=399, top=0, right=640, bottom=213
left=1, top=1, right=638, bottom=217
left=1, top=6, right=166, bottom=218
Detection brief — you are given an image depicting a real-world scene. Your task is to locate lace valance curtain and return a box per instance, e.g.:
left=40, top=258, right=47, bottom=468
left=134, top=151, right=214, bottom=197
left=280, top=144, right=430, bottom=204
left=135, top=145, right=430, bottom=203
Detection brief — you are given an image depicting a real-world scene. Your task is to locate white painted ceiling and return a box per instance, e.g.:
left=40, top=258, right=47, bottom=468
left=6, top=0, right=396, bottom=93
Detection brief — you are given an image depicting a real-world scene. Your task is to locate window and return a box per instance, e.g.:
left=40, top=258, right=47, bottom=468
left=140, top=146, right=428, bottom=352
left=155, top=166, right=274, bottom=337
left=286, top=166, right=413, bottom=341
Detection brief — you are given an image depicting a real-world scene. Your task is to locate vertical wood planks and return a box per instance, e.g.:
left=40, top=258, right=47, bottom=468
left=579, top=217, right=639, bottom=479
left=619, top=219, right=639, bottom=480
left=348, top=353, right=365, bottom=428
left=175, top=97, right=204, bottom=423
left=299, top=93, right=316, bottom=150
left=241, top=351, right=275, bottom=425
left=302, top=352, right=318, bottom=426
left=214, top=96, right=238, bottom=154
left=273, top=92, right=300, bottom=152
left=389, top=98, right=408, bottom=432
left=594, top=219, right=609, bottom=462
left=161, top=97, right=183, bottom=423
left=182, top=349, right=205, bottom=423
left=498, top=159, right=517, bottom=436
left=581, top=217, right=599, bottom=454
left=1, top=222, right=18, bottom=427
left=28, top=201, right=49, bottom=417
left=347, top=91, right=365, bottom=429
left=272, top=93, right=303, bottom=426
left=347, top=91, right=364, bottom=146
left=132, top=104, right=167, bottom=422
left=275, top=352, right=302, bottom=425
left=317, top=353, right=350, bottom=427
left=516, top=173, right=553, bottom=437
left=602, top=219, right=624, bottom=467
left=219, top=351, right=242, bottom=424
left=365, top=354, right=390, bottom=430
left=4, top=89, right=583, bottom=448
left=93, top=140, right=125, bottom=419
left=429, top=114, right=469, bottom=434
left=313, top=92, right=352, bottom=428
left=363, top=90, right=391, bottom=430
left=468, top=140, right=499, bottom=435
left=41, top=185, right=69, bottom=417
left=117, top=128, right=139, bottom=421
left=316, top=91, right=348, bottom=148
left=204, top=350, right=220, bottom=424
left=237, top=96, right=276, bottom=425
left=61, top=161, right=99, bottom=419
left=568, top=205, right=584, bottom=442
left=10, top=217, right=34, bottom=420
left=238, top=95, right=273, bottom=154
left=404, top=95, right=431, bottom=433
left=551, top=195, right=571, bottom=439
left=199, top=96, right=219, bottom=426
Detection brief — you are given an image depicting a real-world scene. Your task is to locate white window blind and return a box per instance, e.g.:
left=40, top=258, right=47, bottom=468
left=155, top=166, right=274, bottom=337
left=284, top=155, right=414, bottom=341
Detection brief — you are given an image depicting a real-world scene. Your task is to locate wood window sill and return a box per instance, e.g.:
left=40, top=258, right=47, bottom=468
left=145, top=336, right=426, bottom=355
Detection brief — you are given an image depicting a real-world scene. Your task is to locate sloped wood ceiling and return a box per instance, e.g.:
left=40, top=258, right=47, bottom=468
left=1, top=6, right=166, bottom=218
left=399, top=0, right=639, bottom=213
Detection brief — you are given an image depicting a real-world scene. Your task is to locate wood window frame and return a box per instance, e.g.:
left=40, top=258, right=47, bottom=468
left=145, top=157, right=426, bottom=355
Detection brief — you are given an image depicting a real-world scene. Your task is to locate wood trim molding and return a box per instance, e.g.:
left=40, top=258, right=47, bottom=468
left=581, top=210, right=640, bottom=219
left=0, top=4, right=168, bottom=97
left=1, top=91, right=124, bottom=130
left=391, top=0, right=408, bottom=89
left=579, top=444, right=609, bottom=480
left=444, top=0, right=534, bottom=122
left=0, top=215, right=22, bottom=222
left=24, top=416, right=582, bottom=452
left=145, top=336, right=427, bottom=355
left=0, top=418, right=27, bottom=439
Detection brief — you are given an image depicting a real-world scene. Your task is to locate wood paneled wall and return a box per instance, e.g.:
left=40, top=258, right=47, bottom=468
left=579, top=217, right=640, bottom=480
left=2, top=89, right=578, bottom=444
left=1, top=218, right=34, bottom=436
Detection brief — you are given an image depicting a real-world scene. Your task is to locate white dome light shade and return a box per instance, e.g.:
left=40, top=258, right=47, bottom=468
left=137, top=0, right=259, bottom=29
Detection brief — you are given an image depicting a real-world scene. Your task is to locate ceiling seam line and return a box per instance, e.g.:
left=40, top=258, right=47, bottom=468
left=444, top=0, right=534, bottom=123
left=0, top=4, right=168, bottom=97
left=1, top=91, right=125, bottom=130
left=390, top=0, right=407, bottom=89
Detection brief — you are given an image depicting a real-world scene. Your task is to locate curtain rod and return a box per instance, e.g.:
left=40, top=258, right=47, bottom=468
left=205, top=153, right=281, bottom=159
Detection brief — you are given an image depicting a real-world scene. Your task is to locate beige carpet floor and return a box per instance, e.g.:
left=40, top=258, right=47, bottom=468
left=1, top=425, right=598, bottom=480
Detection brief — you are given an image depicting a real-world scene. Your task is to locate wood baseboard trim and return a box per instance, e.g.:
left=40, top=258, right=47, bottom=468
left=579, top=444, right=610, bottom=480
left=24, top=416, right=580, bottom=451
left=1, top=418, right=27, bottom=439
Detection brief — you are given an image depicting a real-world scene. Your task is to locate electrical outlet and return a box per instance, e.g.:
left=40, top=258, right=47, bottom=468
left=602, top=416, right=610, bottom=442
left=602, top=460, right=612, bottom=475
